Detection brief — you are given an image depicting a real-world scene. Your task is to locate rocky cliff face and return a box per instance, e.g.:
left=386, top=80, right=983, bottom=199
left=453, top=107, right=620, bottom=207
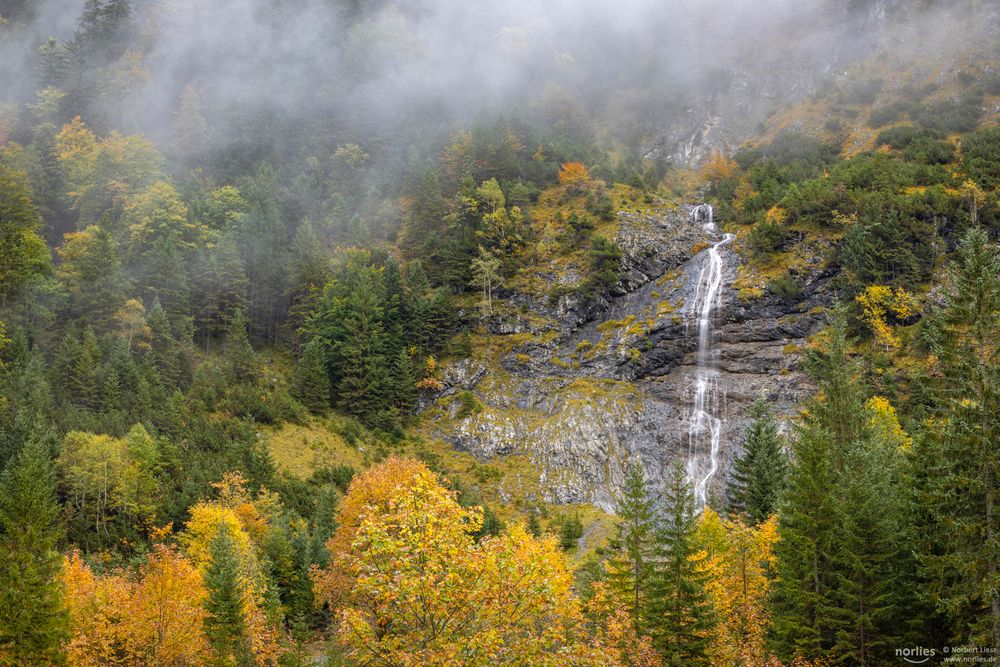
left=422, top=206, right=834, bottom=512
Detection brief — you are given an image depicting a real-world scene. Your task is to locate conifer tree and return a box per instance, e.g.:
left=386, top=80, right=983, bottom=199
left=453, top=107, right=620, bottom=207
left=334, top=278, right=391, bottom=428
left=646, top=461, right=715, bottom=665
left=727, top=397, right=787, bottom=524
left=828, top=427, right=909, bottom=665
left=526, top=511, right=542, bottom=538
left=919, top=227, right=1000, bottom=648
left=224, top=309, right=256, bottom=385
left=772, top=316, right=856, bottom=660
left=288, top=219, right=328, bottom=296
left=292, top=339, right=331, bottom=414
left=390, top=346, right=418, bottom=417
left=147, top=299, right=180, bottom=389
left=71, top=327, right=101, bottom=410
left=606, top=461, right=657, bottom=629
left=772, top=309, right=913, bottom=664
left=0, top=437, right=69, bottom=665
left=142, top=237, right=191, bottom=336
left=57, top=223, right=129, bottom=331
left=204, top=523, right=251, bottom=666
left=0, top=163, right=51, bottom=306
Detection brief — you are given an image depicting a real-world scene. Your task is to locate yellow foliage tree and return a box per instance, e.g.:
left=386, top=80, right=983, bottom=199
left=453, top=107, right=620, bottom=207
left=181, top=503, right=253, bottom=568
left=855, top=285, right=915, bottom=350
left=327, top=458, right=613, bottom=665
left=54, top=117, right=165, bottom=225
left=865, top=396, right=912, bottom=450
left=179, top=473, right=284, bottom=666
left=696, top=509, right=779, bottom=667
left=586, top=582, right=661, bottom=667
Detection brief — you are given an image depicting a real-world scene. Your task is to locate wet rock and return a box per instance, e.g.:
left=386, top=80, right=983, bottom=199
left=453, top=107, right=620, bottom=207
left=423, top=207, right=833, bottom=511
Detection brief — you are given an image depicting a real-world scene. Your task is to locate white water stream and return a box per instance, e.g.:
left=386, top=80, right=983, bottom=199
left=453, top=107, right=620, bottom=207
left=687, top=204, right=733, bottom=509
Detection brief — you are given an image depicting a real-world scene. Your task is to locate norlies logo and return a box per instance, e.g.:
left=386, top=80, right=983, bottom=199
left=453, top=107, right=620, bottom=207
left=897, top=646, right=936, bottom=664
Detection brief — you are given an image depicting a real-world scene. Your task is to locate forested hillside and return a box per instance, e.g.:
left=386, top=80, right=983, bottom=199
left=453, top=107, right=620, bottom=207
left=0, top=0, right=998, bottom=665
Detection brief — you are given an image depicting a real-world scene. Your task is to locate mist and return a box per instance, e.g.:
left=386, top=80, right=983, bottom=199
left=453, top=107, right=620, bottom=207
left=1, top=0, right=920, bottom=154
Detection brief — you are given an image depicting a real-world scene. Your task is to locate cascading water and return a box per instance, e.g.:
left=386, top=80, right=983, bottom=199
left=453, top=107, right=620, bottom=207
left=686, top=204, right=733, bottom=509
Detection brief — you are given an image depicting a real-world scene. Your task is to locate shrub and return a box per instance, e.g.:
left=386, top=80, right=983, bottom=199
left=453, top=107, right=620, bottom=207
left=962, top=126, right=1000, bottom=189
left=768, top=274, right=802, bottom=301
left=585, top=191, right=615, bottom=221
left=903, top=136, right=955, bottom=165
left=875, top=125, right=937, bottom=149
left=566, top=213, right=595, bottom=244
left=580, top=235, right=623, bottom=298
left=838, top=77, right=883, bottom=105
left=748, top=220, right=790, bottom=257
left=868, top=101, right=909, bottom=128
left=914, top=93, right=983, bottom=133
left=456, top=390, right=483, bottom=419
left=310, top=465, right=356, bottom=491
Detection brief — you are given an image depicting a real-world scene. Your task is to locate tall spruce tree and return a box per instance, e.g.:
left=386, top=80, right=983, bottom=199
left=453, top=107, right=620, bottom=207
left=0, top=437, right=68, bottom=665
left=292, top=339, right=331, bottom=414
left=828, top=426, right=910, bottom=665
left=204, top=523, right=251, bottom=666
left=606, top=461, right=657, bottom=629
left=772, top=311, right=862, bottom=660
left=727, top=397, right=787, bottom=524
left=919, top=226, right=1000, bottom=648
left=224, top=309, right=257, bottom=385
left=646, top=461, right=715, bottom=665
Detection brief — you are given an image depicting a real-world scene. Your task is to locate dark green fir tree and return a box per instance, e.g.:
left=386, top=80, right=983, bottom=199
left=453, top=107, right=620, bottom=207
left=0, top=437, right=69, bottom=665
left=727, top=397, right=787, bottom=524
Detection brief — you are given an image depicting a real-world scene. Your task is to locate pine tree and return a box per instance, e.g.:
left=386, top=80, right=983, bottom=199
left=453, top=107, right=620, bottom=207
left=147, top=300, right=180, bottom=389
left=558, top=512, right=583, bottom=551
left=224, top=309, right=256, bottom=386
left=646, top=461, right=715, bottom=665
left=402, top=260, right=434, bottom=349
left=0, top=437, right=69, bottom=665
left=828, top=427, right=909, bottom=665
left=727, top=397, right=787, bottom=524
left=526, top=511, right=542, bottom=538
left=71, top=327, right=101, bottom=410
left=771, top=325, right=850, bottom=660
left=292, top=339, right=331, bottom=414
left=57, top=223, right=129, bottom=331
left=919, top=227, right=1000, bottom=648
left=771, top=309, right=912, bottom=664
left=204, top=523, right=251, bottom=666
left=390, top=347, right=418, bottom=417
left=198, top=234, right=248, bottom=350
left=142, top=237, right=191, bottom=337
left=335, top=285, right=390, bottom=429
left=288, top=219, right=328, bottom=296
left=0, top=163, right=51, bottom=306
left=606, top=461, right=657, bottom=629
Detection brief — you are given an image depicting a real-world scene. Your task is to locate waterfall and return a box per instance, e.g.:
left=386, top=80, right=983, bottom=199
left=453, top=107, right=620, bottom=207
left=686, top=204, right=733, bottom=509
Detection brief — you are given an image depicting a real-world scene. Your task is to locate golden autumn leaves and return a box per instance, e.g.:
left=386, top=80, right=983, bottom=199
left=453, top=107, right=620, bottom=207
left=314, top=457, right=627, bottom=666
left=57, top=455, right=802, bottom=666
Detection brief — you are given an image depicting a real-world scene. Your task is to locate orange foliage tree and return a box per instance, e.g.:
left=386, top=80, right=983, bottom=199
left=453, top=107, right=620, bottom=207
left=700, top=151, right=739, bottom=185
left=586, top=582, right=661, bottom=667
left=311, top=456, right=431, bottom=608
left=558, top=161, right=591, bottom=188
left=62, top=546, right=209, bottom=666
